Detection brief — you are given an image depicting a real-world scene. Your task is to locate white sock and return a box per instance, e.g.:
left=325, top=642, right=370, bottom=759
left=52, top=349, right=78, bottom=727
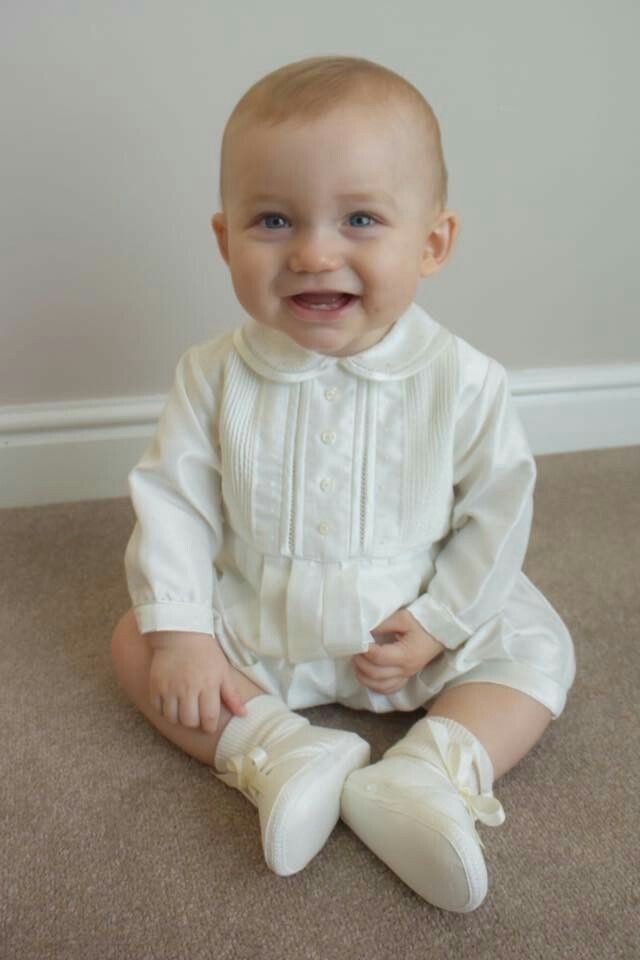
left=214, top=694, right=308, bottom=771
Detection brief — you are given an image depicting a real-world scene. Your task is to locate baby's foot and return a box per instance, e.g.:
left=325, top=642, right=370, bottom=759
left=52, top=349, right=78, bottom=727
left=215, top=695, right=370, bottom=876
left=341, top=716, right=504, bottom=912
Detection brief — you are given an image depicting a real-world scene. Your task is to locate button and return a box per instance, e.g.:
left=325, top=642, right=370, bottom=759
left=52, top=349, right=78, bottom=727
left=319, top=477, right=334, bottom=493
left=324, top=387, right=340, bottom=401
left=320, top=430, right=336, bottom=445
left=318, top=522, right=331, bottom=536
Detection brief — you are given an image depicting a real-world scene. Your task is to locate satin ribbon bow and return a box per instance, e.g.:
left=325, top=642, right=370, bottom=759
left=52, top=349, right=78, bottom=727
left=214, top=735, right=338, bottom=806
left=429, top=722, right=506, bottom=845
left=215, top=747, right=269, bottom=804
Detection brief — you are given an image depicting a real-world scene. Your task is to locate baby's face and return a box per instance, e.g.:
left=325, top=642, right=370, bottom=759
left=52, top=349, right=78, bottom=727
left=213, top=101, right=455, bottom=356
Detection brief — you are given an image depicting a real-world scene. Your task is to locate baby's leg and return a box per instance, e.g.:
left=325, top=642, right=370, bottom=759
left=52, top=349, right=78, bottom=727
left=111, top=608, right=265, bottom=765
left=111, top=608, right=370, bottom=876
left=427, top=681, right=552, bottom=780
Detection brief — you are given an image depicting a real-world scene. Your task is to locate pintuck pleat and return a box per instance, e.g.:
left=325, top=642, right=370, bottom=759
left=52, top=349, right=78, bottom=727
left=401, top=339, right=457, bottom=543
left=220, top=352, right=260, bottom=532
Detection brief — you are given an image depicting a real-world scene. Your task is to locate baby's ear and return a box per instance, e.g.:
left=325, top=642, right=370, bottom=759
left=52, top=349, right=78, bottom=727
left=420, top=209, right=459, bottom=278
left=212, top=213, right=230, bottom=265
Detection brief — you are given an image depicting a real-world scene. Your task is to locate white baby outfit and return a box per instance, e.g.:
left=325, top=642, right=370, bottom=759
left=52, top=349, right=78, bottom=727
left=124, top=302, right=575, bottom=717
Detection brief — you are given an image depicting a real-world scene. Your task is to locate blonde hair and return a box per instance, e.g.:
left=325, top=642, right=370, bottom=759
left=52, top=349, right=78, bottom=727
left=219, top=56, right=448, bottom=211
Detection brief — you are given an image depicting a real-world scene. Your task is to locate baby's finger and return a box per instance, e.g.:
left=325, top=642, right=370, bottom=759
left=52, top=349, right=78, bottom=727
left=220, top=680, right=247, bottom=718
left=178, top=691, right=200, bottom=728
left=149, top=674, right=164, bottom=716
left=361, top=641, right=405, bottom=668
left=162, top=694, right=179, bottom=725
left=199, top=688, right=220, bottom=733
left=353, top=654, right=402, bottom=681
left=358, top=673, right=407, bottom=694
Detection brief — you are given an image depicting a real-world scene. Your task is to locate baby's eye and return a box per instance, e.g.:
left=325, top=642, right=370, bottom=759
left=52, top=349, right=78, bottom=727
left=348, top=212, right=376, bottom=228
left=259, top=213, right=289, bottom=229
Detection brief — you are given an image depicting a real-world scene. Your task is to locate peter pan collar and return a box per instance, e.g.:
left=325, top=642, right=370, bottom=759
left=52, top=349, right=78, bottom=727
left=233, top=301, right=453, bottom=383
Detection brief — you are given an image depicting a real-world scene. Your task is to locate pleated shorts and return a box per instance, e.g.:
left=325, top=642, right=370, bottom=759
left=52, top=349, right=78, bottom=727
left=217, top=572, right=576, bottom=718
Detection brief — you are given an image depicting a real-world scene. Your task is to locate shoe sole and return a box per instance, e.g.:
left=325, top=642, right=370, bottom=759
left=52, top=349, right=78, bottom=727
left=341, top=779, right=487, bottom=913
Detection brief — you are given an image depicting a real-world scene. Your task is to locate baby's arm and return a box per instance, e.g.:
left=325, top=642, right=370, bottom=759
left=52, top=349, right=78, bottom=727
left=124, top=340, right=240, bottom=728
left=125, top=346, right=225, bottom=639
left=405, top=353, right=536, bottom=651
left=148, top=630, right=246, bottom=732
left=355, top=351, right=535, bottom=692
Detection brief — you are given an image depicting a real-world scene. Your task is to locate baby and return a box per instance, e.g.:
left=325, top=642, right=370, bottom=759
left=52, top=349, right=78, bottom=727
left=111, top=56, right=575, bottom=913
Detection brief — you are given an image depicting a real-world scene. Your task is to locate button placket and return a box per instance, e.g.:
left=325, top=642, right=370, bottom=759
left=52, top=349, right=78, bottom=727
left=314, top=376, right=345, bottom=545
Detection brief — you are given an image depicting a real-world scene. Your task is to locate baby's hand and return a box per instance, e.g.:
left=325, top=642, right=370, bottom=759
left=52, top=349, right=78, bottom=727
left=352, top=609, right=445, bottom=695
left=148, top=631, right=246, bottom=733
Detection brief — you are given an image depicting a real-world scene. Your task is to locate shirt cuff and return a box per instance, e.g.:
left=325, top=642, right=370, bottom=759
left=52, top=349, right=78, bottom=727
left=133, top=601, right=216, bottom=636
left=405, top=594, right=471, bottom=651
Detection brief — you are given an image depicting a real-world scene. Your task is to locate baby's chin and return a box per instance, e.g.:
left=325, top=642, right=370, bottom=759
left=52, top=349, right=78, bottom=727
left=282, top=322, right=393, bottom=359
left=282, top=326, right=356, bottom=356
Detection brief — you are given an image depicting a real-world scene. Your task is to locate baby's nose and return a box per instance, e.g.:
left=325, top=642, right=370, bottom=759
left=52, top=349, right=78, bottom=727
left=288, top=231, right=343, bottom=273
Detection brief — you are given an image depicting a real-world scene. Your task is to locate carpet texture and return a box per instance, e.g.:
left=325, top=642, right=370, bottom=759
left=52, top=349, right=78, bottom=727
left=1, top=447, right=638, bottom=960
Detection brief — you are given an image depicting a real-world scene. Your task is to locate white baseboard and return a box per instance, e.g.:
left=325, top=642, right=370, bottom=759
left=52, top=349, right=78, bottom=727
left=1, top=364, right=639, bottom=508
left=508, top=363, right=640, bottom=455
left=0, top=395, right=165, bottom=509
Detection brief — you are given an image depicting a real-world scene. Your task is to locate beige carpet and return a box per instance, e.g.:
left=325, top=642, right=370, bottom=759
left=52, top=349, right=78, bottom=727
left=1, top=447, right=638, bottom=960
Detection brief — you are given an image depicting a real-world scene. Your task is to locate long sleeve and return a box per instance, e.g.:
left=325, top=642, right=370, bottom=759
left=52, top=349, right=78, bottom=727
left=406, top=351, right=535, bottom=650
left=124, top=345, right=225, bottom=636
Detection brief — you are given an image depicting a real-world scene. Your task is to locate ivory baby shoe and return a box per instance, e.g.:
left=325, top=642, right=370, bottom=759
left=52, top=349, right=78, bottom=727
left=341, top=716, right=505, bottom=912
left=214, top=694, right=370, bottom=876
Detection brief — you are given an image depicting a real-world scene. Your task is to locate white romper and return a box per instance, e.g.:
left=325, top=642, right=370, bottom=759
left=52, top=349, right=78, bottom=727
left=124, top=302, right=575, bottom=717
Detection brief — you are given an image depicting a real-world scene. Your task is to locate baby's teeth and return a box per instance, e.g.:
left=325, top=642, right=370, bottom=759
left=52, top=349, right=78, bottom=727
left=296, top=293, right=349, bottom=308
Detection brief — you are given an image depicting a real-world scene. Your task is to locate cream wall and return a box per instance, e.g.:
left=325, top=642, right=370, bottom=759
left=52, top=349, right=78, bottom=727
left=1, top=0, right=639, bottom=408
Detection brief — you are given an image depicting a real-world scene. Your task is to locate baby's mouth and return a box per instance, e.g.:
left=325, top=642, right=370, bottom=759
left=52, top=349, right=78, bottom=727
left=290, top=291, right=355, bottom=310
